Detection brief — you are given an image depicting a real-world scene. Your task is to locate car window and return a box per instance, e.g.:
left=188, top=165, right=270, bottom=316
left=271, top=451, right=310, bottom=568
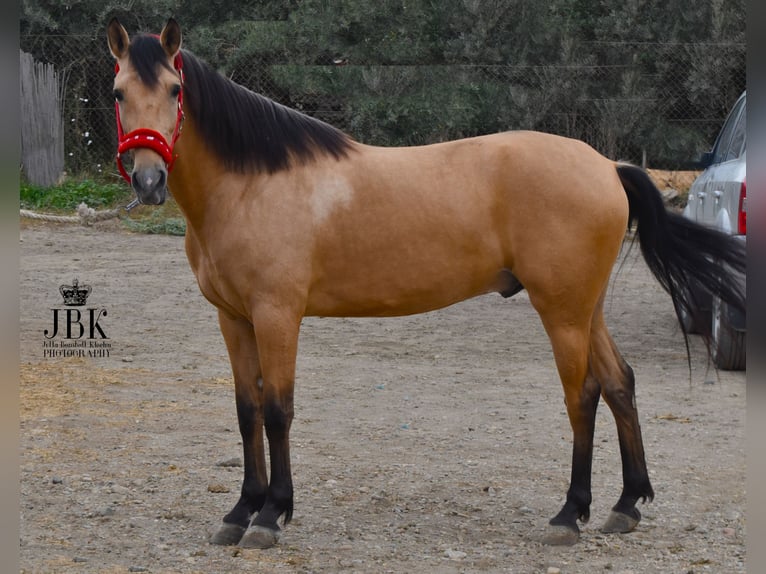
left=712, top=96, right=745, bottom=164
left=725, top=101, right=746, bottom=161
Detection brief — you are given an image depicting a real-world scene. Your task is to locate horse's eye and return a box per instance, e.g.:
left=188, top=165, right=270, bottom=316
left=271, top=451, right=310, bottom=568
left=113, top=89, right=124, bottom=102
left=170, top=84, right=181, bottom=98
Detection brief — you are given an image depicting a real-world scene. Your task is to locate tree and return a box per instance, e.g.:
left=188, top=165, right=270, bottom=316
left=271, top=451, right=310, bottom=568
left=20, top=0, right=746, bottom=175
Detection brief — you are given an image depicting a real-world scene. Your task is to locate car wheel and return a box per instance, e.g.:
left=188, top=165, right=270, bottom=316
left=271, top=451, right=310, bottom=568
left=678, top=282, right=711, bottom=335
left=711, top=295, right=746, bottom=370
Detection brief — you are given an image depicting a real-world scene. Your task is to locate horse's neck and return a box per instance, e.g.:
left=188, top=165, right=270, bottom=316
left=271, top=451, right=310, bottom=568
left=167, top=118, right=224, bottom=233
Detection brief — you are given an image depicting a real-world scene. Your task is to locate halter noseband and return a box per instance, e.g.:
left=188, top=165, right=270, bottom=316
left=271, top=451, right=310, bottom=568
left=114, top=48, right=185, bottom=184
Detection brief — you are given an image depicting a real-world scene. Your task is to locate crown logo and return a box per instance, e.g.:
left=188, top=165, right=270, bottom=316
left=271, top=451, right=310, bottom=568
left=59, top=278, right=92, bottom=306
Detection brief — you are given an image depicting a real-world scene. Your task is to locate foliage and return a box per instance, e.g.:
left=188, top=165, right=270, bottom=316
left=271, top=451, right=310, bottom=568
left=20, top=177, right=131, bottom=211
left=20, top=0, right=179, bottom=36
left=123, top=209, right=187, bottom=236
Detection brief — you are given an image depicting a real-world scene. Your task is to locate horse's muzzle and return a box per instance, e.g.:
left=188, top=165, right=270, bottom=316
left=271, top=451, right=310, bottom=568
left=131, top=165, right=167, bottom=205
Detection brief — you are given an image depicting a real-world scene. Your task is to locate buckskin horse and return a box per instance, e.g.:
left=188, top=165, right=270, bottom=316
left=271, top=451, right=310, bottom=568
left=107, top=18, right=745, bottom=548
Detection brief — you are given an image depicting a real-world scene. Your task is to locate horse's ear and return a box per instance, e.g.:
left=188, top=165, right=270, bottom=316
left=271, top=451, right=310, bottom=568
left=160, top=18, right=182, bottom=59
left=107, top=17, right=130, bottom=60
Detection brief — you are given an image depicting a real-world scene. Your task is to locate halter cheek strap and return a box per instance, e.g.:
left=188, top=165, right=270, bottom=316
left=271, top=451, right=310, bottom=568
left=114, top=50, right=185, bottom=184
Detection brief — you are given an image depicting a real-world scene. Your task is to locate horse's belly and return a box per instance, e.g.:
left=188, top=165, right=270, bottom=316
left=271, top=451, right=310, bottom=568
left=304, top=185, right=509, bottom=316
left=305, top=287, right=483, bottom=317
left=304, top=257, right=508, bottom=318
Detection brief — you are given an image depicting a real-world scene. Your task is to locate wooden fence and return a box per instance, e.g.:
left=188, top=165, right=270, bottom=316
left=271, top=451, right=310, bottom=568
left=20, top=50, right=67, bottom=186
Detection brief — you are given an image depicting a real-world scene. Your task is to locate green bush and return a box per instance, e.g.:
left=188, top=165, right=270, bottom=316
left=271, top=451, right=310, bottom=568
left=20, top=178, right=132, bottom=212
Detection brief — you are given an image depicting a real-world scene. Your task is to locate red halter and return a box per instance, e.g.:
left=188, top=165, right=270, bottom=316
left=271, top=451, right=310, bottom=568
left=114, top=49, right=185, bottom=184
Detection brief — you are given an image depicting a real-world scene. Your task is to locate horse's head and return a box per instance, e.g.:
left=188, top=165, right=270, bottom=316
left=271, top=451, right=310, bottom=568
left=107, top=18, right=184, bottom=205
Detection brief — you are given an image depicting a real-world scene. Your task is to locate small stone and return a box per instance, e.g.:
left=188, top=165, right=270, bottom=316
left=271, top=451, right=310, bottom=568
left=216, top=457, right=242, bottom=468
left=122, top=356, right=134, bottom=363
left=72, top=557, right=88, bottom=563
left=109, top=484, right=131, bottom=495
left=207, top=483, right=230, bottom=493
left=547, top=568, right=562, bottom=574
left=444, top=549, right=467, bottom=560
left=128, top=567, right=148, bottom=573
left=98, top=506, right=116, bottom=517
left=51, top=477, right=63, bottom=485
left=723, top=527, right=736, bottom=538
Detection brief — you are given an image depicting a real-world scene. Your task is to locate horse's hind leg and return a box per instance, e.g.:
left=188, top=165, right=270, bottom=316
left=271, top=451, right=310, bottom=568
left=589, top=307, right=654, bottom=533
left=534, top=311, right=601, bottom=546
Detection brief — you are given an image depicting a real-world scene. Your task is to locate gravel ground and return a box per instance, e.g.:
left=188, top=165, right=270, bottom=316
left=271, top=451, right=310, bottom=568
left=19, top=221, right=745, bottom=573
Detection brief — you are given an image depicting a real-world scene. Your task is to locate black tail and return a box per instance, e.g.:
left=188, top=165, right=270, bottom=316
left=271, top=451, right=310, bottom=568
left=616, top=163, right=746, bottom=353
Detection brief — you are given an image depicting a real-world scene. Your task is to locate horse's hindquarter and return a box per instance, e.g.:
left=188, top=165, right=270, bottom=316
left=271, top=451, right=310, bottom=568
left=488, top=132, right=630, bottom=297
left=305, top=131, right=628, bottom=318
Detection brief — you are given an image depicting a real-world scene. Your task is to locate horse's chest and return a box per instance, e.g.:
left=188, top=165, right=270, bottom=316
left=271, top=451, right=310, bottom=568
left=195, top=262, right=224, bottom=305
left=186, top=241, right=243, bottom=317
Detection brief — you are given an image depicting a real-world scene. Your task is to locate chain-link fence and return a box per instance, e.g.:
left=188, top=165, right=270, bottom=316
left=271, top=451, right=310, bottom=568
left=21, top=34, right=745, bottom=181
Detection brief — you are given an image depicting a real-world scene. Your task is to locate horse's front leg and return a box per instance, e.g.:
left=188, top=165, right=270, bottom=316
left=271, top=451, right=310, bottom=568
left=238, top=304, right=301, bottom=549
left=211, top=310, right=268, bottom=546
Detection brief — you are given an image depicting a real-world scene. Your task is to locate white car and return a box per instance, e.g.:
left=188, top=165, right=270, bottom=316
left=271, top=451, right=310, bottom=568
left=681, top=90, right=746, bottom=370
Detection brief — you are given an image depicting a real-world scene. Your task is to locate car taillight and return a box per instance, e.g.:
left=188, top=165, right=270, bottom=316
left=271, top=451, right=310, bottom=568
left=737, top=180, right=746, bottom=235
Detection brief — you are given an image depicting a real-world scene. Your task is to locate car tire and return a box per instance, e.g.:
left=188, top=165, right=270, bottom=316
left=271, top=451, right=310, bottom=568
left=711, top=295, right=746, bottom=370
left=678, top=283, right=710, bottom=335
left=679, top=303, right=703, bottom=335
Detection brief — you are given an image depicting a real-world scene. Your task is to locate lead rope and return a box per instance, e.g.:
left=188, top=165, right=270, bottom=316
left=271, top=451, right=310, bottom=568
left=20, top=199, right=140, bottom=226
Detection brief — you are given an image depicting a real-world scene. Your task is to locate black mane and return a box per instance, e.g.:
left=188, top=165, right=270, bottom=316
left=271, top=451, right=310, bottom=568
left=127, top=34, right=354, bottom=174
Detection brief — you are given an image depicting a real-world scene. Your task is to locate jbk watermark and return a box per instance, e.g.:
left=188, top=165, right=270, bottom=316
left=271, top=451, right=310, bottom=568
left=42, top=278, right=112, bottom=359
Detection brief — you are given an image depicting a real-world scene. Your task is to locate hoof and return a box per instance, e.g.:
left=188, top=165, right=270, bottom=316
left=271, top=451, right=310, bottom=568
left=542, top=524, right=580, bottom=546
left=601, top=509, right=641, bottom=534
left=239, top=525, right=281, bottom=549
left=210, top=522, right=246, bottom=546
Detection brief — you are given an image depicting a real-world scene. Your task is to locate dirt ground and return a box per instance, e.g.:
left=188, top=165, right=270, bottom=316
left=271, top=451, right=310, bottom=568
left=19, top=219, right=744, bottom=573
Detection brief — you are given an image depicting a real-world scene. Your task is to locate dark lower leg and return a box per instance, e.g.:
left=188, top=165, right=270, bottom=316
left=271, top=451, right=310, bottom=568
left=602, top=363, right=654, bottom=521
left=252, top=398, right=294, bottom=530
left=223, top=391, right=268, bottom=528
left=550, top=445, right=593, bottom=528
left=550, top=375, right=601, bottom=531
left=215, top=312, right=267, bottom=538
